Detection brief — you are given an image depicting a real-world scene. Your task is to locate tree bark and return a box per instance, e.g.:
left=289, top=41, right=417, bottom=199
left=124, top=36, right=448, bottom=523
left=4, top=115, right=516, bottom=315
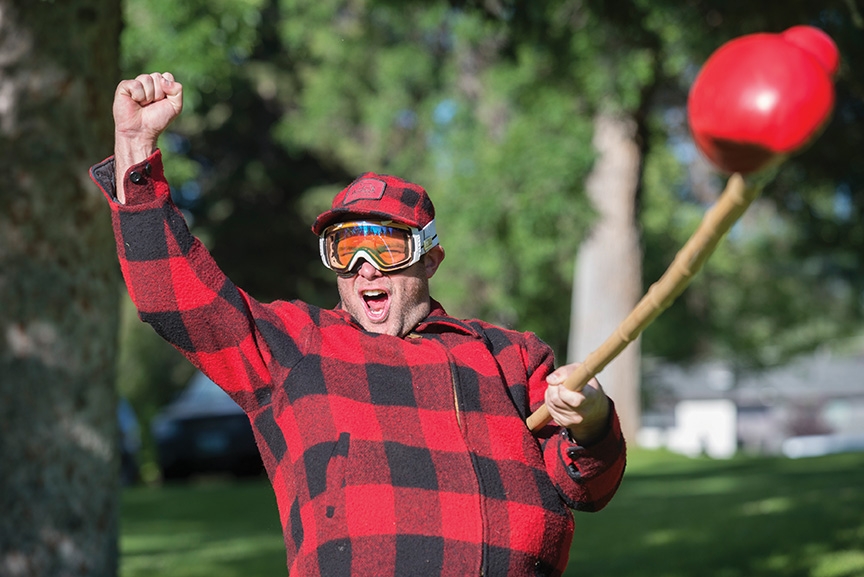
left=0, top=1, right=122, bottom=575
left=569, top=112, right=642, bottom=443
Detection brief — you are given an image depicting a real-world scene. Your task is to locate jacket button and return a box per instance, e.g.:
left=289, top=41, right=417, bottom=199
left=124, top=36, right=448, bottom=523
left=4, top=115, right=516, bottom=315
left=143, top=162, right=152, bottom=176
left=567, top=447, right=582, bottom=459
left=129, top=171, right=144, bottom=184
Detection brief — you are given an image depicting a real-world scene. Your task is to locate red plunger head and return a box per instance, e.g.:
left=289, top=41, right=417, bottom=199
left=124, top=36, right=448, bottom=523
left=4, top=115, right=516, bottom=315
left=688, top=25, right=839, bottom=174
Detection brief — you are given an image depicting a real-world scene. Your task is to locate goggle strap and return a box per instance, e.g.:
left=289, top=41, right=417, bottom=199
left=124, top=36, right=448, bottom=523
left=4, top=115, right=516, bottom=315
left=419, top=220, right=439, bottom=253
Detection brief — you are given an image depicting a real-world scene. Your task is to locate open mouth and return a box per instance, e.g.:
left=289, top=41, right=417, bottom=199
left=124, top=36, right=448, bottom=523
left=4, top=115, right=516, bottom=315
left=361, top=289, right=390, bottom=321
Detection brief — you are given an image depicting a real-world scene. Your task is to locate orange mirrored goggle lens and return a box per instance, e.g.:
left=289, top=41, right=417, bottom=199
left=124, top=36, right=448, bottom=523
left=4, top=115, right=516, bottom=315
left=323, top=222, right=416, bottom=272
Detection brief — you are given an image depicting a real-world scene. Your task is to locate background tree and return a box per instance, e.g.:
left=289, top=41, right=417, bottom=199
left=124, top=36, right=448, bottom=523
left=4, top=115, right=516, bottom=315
left=116, top=0, right=863, bottom=449
left=0, top=0, right=122, bottom=575
left=640, top=0, right=864, bottom=371
left=117, top=0, right=599, bottom=430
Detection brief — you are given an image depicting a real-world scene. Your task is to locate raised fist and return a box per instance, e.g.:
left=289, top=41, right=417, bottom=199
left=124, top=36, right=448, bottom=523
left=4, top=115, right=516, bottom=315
left=113, top=72, right=183, bottom=147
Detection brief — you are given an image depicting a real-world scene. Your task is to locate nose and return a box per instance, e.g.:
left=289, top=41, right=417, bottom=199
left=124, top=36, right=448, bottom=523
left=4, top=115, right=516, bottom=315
left=356, top=259, right=382, bottom=279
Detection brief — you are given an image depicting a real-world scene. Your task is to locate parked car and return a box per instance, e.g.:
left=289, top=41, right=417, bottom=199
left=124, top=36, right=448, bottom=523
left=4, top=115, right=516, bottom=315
left=151, top=371, right=263, bottom=480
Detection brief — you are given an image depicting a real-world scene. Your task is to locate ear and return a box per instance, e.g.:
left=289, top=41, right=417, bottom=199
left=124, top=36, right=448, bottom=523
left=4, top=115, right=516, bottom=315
left=424, top=246, right=445, bottom=279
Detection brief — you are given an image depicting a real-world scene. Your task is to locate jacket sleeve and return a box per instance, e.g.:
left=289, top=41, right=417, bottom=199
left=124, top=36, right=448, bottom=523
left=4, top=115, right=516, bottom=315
left=89, top=150, right=304, bottom=411
left=521, top=334, right=627, bottom=512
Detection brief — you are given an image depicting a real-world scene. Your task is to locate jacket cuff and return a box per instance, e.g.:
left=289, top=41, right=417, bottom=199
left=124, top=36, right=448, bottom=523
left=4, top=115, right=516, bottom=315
left=89, top=149, right=166, bottom=206
left=558, top=402, right=624, bottom=471
left=544, top=400, right=626, bottom=511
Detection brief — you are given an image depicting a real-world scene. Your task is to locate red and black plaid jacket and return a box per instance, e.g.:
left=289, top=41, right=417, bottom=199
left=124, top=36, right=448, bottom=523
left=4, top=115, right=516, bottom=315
left=91, top=151, right=626, bottom=577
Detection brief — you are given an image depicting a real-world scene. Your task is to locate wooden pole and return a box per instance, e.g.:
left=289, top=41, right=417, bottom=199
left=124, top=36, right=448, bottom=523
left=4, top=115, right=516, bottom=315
left=527, top=173, right=759, bottom=432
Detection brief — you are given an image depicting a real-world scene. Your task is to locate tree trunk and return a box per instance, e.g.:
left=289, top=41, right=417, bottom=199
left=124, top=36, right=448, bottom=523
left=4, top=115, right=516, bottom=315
left=568, top=112, right=642, bottom=443
left=0, top=1, right=122, bottom=575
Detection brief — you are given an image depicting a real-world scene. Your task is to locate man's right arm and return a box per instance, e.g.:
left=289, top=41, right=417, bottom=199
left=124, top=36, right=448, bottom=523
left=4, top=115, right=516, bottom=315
left=92, top=73, right=293, bottom=411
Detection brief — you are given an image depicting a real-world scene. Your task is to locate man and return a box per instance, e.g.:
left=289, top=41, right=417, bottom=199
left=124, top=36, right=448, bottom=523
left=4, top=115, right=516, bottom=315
left=91, top=72, right=626, bottom=576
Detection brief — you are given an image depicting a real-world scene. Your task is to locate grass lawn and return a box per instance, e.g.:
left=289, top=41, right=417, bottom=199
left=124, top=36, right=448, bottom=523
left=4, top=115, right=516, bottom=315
left=120, top=449, right=864, bottom=577
left=120, top=477, right=286, bottom=576
left=570, top=450, right=864, bottom=577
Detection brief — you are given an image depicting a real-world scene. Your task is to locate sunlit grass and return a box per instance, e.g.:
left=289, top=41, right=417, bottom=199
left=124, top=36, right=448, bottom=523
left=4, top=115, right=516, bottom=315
left=568, top=449, right=864, bottom=577
left=120, top=450, right=864, bottom=577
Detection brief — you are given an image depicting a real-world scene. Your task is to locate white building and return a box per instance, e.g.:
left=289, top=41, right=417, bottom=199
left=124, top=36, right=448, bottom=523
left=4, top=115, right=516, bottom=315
left=638, top=352, right=864, bottom=458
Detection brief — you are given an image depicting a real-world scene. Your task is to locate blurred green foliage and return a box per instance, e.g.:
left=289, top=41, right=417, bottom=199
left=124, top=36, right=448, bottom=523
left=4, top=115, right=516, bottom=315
left=114, top=0, right=864, bottom=432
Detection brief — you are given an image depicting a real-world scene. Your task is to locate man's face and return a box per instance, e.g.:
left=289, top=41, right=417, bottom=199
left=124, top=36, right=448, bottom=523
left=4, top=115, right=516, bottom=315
left=336, top=246, right=444, bottom=337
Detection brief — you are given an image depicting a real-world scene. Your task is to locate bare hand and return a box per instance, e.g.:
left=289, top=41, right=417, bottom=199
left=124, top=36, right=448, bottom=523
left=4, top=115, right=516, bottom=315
left=113, top=72, right=183, bottom=202
left=114, top=72, right=183, bottom=143
left=544, top=363, right=610, bottom=445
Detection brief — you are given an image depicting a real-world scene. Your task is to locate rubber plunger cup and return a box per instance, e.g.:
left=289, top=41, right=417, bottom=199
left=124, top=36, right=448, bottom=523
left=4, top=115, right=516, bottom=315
left=527, top=174, right=758, bottom=432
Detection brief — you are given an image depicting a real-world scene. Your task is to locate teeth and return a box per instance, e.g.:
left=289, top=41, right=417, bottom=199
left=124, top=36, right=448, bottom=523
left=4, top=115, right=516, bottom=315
left=362, top=290, right=386, bottom=297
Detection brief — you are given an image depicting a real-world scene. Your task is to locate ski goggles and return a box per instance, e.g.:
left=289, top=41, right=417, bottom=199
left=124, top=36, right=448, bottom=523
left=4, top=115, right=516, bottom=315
left=319, top=219, right=439, bottom=273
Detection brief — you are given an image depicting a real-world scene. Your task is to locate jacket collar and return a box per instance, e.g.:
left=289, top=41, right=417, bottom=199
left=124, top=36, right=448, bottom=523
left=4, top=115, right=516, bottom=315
left=414, top=299, right=483, bottom=338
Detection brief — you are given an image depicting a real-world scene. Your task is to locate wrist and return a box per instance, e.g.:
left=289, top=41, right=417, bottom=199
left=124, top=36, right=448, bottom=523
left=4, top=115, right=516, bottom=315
left=566, top=422, right=605, bottom=446
left=565, top=398, right=612, bottom=446
left=114, top=132, right=157, bottom=164
left=114, top=133, right=158, bottom=204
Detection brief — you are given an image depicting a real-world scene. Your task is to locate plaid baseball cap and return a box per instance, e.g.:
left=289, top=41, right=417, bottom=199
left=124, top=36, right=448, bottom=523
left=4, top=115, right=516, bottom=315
left=311, top=172, right=436, bottom=235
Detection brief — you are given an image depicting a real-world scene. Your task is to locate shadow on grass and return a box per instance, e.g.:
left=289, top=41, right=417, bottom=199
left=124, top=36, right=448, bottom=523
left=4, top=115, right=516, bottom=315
left=567, top=450, right=864, bottom=577
left=121, top=477, right=287, bottom=577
